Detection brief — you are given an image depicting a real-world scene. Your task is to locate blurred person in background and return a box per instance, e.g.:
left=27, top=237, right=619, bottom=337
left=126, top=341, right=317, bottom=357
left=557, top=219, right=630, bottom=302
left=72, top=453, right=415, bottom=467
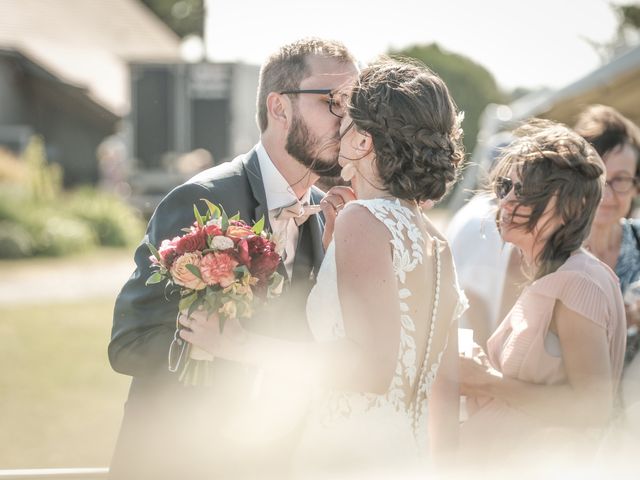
left=446, top=132, right=524, bottom=348
left=458, top=120, right=626, bottom=471
left=96, top=123, right=130, bottom=197
left=574, top=105, right=640, bottom=441
left=574, top=105, right=640, bottom=369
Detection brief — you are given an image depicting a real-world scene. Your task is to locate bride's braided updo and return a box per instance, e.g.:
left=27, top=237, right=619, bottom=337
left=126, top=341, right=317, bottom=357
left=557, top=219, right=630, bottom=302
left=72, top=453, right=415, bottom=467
left=347, top=58, right=464, bottom=203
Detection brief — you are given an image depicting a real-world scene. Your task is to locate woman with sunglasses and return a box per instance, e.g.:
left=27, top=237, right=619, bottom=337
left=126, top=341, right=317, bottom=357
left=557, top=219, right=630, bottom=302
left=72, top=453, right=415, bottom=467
left=458, top=119, right=626, bottom=471
left=574, top=105, right=640, bottom=367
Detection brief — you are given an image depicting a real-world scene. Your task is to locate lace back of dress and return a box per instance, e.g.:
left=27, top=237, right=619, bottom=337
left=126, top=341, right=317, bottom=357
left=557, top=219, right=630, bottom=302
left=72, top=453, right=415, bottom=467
left=313, top=199, right=460, bottom=449
left=347, top=200, right=448, bottom=437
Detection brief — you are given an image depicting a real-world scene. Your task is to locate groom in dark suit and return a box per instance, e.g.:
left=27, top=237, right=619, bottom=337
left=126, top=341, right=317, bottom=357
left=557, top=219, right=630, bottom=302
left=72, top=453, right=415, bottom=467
left=108, top=38, right=358, bottom=479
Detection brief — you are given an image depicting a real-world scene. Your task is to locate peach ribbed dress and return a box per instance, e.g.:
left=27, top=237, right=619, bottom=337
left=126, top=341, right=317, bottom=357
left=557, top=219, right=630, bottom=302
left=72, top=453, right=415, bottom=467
left=460, top=249, right=626, bottom=464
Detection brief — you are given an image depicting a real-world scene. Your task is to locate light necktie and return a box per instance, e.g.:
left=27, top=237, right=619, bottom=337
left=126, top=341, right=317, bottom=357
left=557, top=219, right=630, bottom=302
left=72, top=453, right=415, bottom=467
left=273, top=200, right=322, bottom=226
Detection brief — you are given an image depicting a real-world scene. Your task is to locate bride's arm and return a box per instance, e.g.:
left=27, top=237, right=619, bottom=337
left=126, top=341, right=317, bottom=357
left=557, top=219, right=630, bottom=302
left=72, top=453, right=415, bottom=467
left=460, top=301, right=614, bottom=428
left=180, top=205, right=401, bottom=393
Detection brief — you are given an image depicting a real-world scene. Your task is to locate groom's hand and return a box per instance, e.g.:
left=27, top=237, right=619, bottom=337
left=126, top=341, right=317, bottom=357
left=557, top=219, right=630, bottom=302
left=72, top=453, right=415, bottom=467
left=179, top=310, right=249, bottom=361
left=178, top=309, right=220, bottom=355
left=320, top=186, right=356, bottom=250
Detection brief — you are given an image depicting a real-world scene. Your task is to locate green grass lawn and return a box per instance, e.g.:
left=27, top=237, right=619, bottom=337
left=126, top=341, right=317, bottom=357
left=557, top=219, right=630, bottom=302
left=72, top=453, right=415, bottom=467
left=0, top=299, right=130, bottom=468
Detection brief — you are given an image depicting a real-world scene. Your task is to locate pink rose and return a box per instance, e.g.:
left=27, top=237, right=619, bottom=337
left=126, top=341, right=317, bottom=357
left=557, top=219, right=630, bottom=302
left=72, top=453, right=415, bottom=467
left=158, top=238, right=178, bottom=268
left=200, top=252, right=238, bottom=288
left=204, top=224, right=222, bottom=237
left=169, top=252, right=206, bottom=290
left=236, top=238, right=251, bottom=267
left=175, top=228, right=207, bottom=254
left=230, top=219, right=250, bottom=228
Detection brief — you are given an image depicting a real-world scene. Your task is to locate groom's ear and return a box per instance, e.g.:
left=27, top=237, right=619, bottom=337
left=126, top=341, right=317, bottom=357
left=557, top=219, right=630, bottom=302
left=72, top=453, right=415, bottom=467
left=266, top=92, right=290, bottom=128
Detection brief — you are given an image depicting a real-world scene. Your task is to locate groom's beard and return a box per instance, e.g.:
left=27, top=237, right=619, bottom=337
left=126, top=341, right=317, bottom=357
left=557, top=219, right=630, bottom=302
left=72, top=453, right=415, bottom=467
left=286, top=113, right=342, bottom=179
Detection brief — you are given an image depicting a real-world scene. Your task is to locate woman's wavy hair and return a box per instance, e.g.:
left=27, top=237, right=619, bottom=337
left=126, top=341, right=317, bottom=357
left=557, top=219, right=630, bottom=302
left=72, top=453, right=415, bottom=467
left=573, top=104, right=640, bottom=176
left=491, top=119, right=605, bottom=279
left=347, top=57, right=464, bottom=203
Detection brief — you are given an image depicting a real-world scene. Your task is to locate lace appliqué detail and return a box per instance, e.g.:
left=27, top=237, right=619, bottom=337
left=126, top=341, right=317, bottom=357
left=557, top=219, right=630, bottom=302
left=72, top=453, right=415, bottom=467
left=318, top=199, right=446, bottom=442
left=360, top=200, right=425, bottom=410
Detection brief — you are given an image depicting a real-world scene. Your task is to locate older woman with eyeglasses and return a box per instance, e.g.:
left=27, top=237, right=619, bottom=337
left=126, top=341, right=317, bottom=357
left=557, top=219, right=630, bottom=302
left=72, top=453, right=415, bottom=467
left=457, top=119, right=626, bottom=471
left=574, top=105, right=640, bottom=366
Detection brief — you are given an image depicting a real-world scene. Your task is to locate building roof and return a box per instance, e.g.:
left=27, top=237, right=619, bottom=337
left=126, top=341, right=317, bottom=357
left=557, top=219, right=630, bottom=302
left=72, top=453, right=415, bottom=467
left=0, top=0, right=182, bottom=116
left=509, top=44, right=640, bottom=126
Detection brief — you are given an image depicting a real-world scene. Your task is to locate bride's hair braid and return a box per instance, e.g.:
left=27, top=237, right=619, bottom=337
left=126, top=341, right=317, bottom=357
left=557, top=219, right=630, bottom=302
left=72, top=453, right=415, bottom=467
left=348, top=57, right=464, bottom=203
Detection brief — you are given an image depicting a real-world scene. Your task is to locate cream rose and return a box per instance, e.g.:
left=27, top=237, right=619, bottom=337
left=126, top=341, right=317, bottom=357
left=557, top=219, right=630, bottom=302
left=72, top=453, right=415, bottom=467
left=170, top=252, right=206, bottom=290
left=219, top=300, right=237, bottom=319
left=211, top=235, right=234, bottom=250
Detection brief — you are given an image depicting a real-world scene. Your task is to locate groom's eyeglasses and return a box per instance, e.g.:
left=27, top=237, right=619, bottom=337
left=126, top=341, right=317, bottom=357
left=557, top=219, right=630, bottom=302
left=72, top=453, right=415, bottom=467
left=279, top=89, right=345, bottom=118
left=495, top=176, right=523, bottom=200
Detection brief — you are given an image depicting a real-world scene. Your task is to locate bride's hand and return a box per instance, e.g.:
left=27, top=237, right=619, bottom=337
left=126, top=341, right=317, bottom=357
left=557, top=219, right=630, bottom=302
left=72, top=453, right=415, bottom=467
left=178, top=310, right=248, bottom=361
left=459, top=354, right=502, bottom=398
left=321, top=186, right=357, bottom=249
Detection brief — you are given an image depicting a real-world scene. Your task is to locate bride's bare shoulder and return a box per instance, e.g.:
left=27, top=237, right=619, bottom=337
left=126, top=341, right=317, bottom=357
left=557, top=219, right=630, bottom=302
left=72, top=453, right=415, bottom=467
left=333, top=203, right=391, bottom=251
left=335, top=201, right=386, bottom=228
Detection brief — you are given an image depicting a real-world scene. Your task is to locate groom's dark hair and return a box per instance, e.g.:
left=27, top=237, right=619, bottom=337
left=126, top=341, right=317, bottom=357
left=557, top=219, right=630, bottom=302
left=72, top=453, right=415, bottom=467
left=256, top=38, right=355, bottom=132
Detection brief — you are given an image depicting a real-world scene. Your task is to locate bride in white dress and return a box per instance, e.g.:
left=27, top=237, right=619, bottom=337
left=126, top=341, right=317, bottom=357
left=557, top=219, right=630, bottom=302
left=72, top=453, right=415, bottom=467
left=180, top=58, right=466, bottom=477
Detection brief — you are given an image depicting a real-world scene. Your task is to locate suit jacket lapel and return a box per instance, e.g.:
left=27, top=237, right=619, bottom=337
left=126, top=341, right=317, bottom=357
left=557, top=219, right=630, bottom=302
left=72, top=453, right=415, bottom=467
left=306, top=209, right=325, bottom=277
left=242, top=149, right=271, bottom=232
left=308, top=188, right=326, bottom=275
left=243, top=151, right=327, bottom=283
left=291, top=190, right=325, bottom=282
left=242, top=149, right=290, bottom=281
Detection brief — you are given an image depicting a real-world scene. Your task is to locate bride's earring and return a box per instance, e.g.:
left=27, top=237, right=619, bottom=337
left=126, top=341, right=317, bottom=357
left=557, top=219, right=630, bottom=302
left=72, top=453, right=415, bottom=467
left=341, top=163, right=357, bottom=182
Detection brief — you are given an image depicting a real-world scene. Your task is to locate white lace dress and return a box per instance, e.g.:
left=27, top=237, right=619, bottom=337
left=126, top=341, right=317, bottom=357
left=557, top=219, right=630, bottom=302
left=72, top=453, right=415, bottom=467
left=292, top=198, right=466, bottom=478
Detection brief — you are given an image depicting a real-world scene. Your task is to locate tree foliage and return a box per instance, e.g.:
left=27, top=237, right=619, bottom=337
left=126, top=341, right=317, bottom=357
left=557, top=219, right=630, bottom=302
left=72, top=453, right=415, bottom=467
left=620, top=4, right=640, bottom=29
left=391, top=43, right=505, bottom=157
left=589, top=4, right=640, bottom=61
left=140, top=0, right=204, bottom=38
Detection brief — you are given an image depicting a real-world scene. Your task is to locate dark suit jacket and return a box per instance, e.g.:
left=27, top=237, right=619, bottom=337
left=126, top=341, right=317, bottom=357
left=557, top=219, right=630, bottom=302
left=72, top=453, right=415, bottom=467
left=108, top=149, right=325, bottom=479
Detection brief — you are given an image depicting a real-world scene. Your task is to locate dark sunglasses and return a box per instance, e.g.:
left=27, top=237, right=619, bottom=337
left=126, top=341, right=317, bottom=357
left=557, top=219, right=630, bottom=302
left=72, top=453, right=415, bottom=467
left=279, top=89, right=345, bottom=118
left=495, top=176, right=523, bottom=200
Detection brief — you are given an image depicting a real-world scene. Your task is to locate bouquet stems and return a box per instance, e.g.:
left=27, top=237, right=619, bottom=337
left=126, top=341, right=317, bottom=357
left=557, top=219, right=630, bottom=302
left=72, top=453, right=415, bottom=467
left=178, top=343, right=216, bottom=387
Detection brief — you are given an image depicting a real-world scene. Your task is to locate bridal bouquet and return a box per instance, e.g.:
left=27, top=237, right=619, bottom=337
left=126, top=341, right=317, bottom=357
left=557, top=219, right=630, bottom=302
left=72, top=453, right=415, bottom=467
left=146, top=199, right=284, bottom=386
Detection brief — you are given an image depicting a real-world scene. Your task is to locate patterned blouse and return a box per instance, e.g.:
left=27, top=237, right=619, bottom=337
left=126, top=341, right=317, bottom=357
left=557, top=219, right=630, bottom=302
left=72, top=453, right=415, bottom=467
left=616, top=218, right=640, bottom=364
left=616, top=218, right=640, bottom=294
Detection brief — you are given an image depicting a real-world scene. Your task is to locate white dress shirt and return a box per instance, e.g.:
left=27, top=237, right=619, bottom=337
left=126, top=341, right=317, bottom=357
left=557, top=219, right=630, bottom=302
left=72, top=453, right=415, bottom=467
left=445, top=193, right=513, bottom=332
left=256, top=143, right=311, bottom=279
